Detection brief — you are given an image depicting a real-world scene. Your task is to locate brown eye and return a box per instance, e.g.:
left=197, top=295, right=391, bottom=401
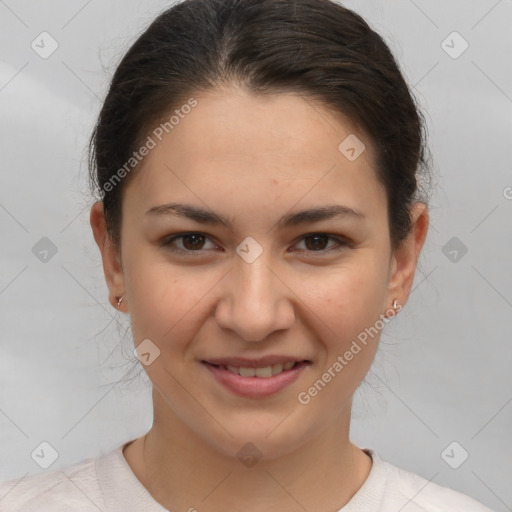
left=162, top=232, right=348, bottom=256
left=180, top=233, right=206, bottom=250
left=163, top=232, right=217, bottom=253
left=304, top=234, right=330, bottom=251
left=294, top=233, right=348, bottom=253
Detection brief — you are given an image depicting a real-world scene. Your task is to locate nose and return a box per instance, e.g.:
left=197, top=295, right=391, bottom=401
left=214, top=253, right=296, bottom=342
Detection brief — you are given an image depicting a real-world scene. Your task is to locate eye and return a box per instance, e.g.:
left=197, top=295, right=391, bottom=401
left=292, top=233, right=348, bottom=254
left=162, top=232, right=218, bottom=253
left=162, top=232, right=348, bottom=255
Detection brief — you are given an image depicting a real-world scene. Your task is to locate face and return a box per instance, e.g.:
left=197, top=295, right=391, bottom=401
left=91, top=85, right=427, bottom=460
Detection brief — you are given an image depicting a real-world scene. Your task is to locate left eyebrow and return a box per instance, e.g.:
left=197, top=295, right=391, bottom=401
left=145, top=202, right=365, bottom=230
left=276, top=204, right=365, bottom=229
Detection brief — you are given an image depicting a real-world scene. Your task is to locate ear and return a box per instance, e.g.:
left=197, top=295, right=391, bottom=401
left=90, top=201, right=128, bottom=312
left=386, top=202, right=429, bottom=310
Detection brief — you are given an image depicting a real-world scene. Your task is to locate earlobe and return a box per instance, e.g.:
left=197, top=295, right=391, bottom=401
left=90, top=201, right=126, bottom=308
left=386, top=202, right=429, bottom=310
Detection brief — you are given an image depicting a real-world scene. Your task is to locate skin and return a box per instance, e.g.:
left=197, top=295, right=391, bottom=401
left=90, top=84, right=428, bottom=512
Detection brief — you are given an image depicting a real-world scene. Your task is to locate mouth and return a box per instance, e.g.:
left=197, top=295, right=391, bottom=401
left=202, top=360, right=303, bottom=378
left=200, top=358, right=312, bottom=398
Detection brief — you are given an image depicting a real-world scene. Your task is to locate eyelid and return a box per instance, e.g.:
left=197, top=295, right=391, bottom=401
left=162, top=231, right=350, bottom=255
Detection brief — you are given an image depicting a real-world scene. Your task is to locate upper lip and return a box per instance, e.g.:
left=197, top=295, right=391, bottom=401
left=202, top=356, right=311, bottom=368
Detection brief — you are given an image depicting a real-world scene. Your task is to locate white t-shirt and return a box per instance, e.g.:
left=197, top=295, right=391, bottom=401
left=0, top=439, right=495, bottom=512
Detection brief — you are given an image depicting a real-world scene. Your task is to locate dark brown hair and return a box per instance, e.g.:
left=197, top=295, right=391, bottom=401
left=88, top=0, right=431, bottom=253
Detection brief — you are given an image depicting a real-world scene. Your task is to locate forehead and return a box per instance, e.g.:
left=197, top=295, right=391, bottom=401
left=122, top=86, right=386, bottom=223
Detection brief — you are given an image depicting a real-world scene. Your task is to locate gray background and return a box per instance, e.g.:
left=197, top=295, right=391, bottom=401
left=1, top=1, right=511, bottom=510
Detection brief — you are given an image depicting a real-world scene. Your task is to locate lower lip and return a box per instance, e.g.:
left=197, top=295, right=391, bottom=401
left=201, top=361, right=310, bottom=398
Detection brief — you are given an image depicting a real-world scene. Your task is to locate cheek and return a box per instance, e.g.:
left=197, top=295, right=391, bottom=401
left=124, top=254, right=218, bottom=349
left=300, top=260, right=389, bottom=398
left=296, top=265, right=387, bottom=405
left=310, top=258, right=388, bottom=335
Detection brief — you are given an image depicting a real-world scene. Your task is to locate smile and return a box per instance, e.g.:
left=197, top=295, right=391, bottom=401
left=201, top=360, right=311, bottom=398
left=213, top=361, right=297, bottom=378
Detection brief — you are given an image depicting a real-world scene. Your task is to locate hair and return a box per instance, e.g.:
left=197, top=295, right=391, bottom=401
left=88, top=0, right=432, bottom=254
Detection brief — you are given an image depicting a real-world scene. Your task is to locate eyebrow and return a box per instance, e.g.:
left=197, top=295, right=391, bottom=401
left=145, top=202, right=365, bottom=230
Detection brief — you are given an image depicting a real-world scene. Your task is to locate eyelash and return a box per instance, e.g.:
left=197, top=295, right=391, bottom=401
left=161, top=232, right=350, bottom=256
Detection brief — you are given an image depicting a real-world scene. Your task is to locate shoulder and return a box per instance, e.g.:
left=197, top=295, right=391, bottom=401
left=0, top=452, right=105, bottom=512
left=373, top=451, right=495, bottom=512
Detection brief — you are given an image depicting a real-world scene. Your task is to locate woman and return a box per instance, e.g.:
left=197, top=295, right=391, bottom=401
left=0, top=0, right=497, bottom=510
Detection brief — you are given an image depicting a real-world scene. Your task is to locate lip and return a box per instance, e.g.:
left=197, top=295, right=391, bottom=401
left=201, top=360, right=311, bottom=398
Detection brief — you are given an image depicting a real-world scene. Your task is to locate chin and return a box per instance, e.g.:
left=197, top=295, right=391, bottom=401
left=198, top=417, right=316, bottom=463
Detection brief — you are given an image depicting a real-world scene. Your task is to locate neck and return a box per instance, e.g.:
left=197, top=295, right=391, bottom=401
left=124, top=390, right=372, bottom=512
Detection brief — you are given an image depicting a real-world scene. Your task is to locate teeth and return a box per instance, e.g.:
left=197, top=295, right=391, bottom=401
left=255, top=366, right=272, bottom=378
left=223, top=362, right=297, bottom=378
left=271, top=363, right=283, bottom=376
left=239, top=367, right=256, bottom=377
